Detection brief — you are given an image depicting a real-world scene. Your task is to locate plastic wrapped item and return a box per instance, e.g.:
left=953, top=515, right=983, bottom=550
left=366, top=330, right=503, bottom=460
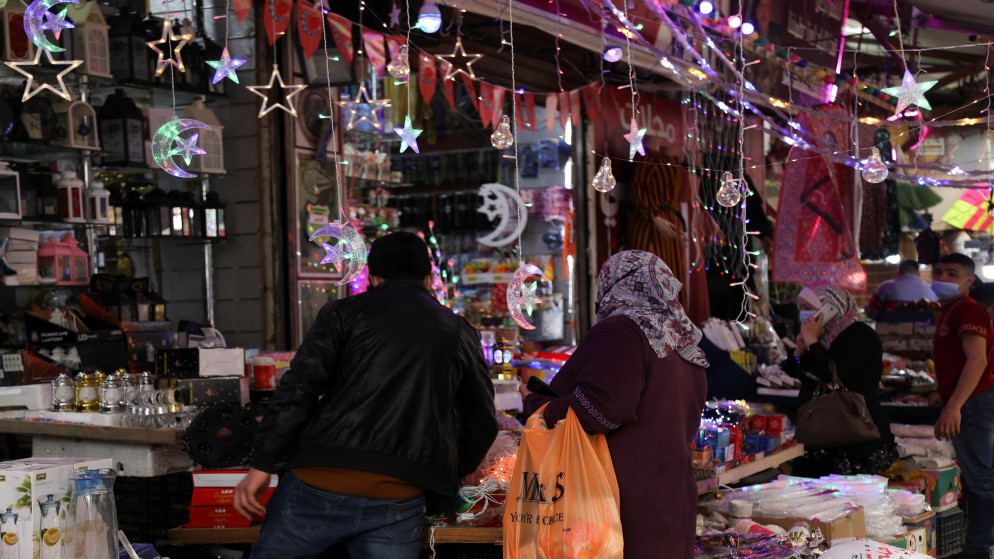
left=889, top=490, right=927, bottom=518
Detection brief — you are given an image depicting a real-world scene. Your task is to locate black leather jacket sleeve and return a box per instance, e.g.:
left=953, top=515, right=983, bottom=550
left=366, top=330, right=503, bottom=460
left=455, top=327, right=499, bottom=478
left=252, top=302, right=344, bottom=473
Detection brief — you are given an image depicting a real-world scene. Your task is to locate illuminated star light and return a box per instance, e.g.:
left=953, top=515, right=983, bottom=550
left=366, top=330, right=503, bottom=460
left=436, top=37, right=483, bottom=81
left=394, top=115, right=423, bottom=153
left=388, top=2, right=401, bottom=27
left=880, top=70, right=937, bottom=113
left=319, top=241, right=350, bottom=271
left=168, top=133, right=206, bottom=166
left=338, top=82, right=391, bottom=130
left=521, top=281, right=540, bottom=316
left=247, top=65, right=306, bottom=117
left=4, top=48, right=82, bottom=102
left=41, top=9, right=73, bottom=39
left=206, top=47, right=247, bottom=84
left=147, top=18, right=193, bottom=76
left=623, top=117, right=647, bottom=160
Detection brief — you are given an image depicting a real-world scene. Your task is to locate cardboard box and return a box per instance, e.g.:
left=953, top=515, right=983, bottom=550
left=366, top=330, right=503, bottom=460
left=186, top=506, right=261, bottom=528
left=921, top=466, right=961, bottom=511
left=192, top=469, right=279, bottom=488
left=889, top=477, right=928, bottom=496
left=198, top=348, right=245, bottom=378
left=753, top=507, right=866, bottom=544
left=155, top=348, right=199, bottom=379
left=751, top=415, right=768, bottom=431
left=878, top=527, right=927, bottom=555
left=190, top=486, right=275, bottom=507
left=172, top=376, right=242, bottom=406
left=765, top=414, right=786, bottom=436
left=903, top=511, right=936, bottom=557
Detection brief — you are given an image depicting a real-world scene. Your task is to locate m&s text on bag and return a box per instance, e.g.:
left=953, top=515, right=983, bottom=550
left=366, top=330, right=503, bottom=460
left=516, top=471, right=566, bottom=504
left=508, top=511, right=566, bottom=525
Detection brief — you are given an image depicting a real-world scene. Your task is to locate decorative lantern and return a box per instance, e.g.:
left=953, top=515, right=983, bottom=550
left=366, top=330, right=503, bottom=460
left=181, top=99, right=224, bottom=174
left=85, top=178, right=110, bottom=224
left=37, top=236, right=72, bottom=285
left=52, top=94, right=100, bottom=150
left=1, top=3, right=37, bottom=63
left=142, top=188, right=170, bottom=236
left=98, top=88, right=146, bottom=167
left=0, top=162, right=21, bottom=220
left=183, top=191, right=203, bottom=237
left=34, top=170, right=59, bottom=219
left=203, top=191, right=226, bottom=238
left=65, top=2, right=111, bottom=78
left=106, top=13, right=151, bottom=83
left=106, top=183, right=123, bottom=236
left=61, top=233, right=89, bottom=285
left=122, top=188, right=146, bottom=237
left=20, top=96, right=56, bottom=141
left=167, top=190, right=190, bottom=236
left=56, top=168, right=85, bottom=222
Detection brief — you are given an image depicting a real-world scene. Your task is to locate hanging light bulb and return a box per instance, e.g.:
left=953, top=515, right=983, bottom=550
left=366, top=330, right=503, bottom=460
left=592, top=157, right=616, bottom=193
left=387, top=45, right=410, bottom=79
left=417, top=0, right=442, bottom=33
left=861, top=147, right=889, bottom=183
left=716, top=172, right=744, bottom=207
left=491, top=115, right=514, bottom=149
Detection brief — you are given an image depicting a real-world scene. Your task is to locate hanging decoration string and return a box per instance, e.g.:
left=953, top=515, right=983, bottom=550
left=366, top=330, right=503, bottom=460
left=509, top=0, right=523, bottom=264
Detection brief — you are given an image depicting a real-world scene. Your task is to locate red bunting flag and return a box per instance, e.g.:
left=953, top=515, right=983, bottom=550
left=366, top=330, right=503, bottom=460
left=326, top=12, right=355, bottom=67
left=569, top=89, right=581, bottom=127
left=581, top=84, right=602, bottom=121
left=545, top=94, right=557, bottom=132
left=513, top=92, right=526, bottom=132
left=461, top=74, right=478, bottom=111
left=523, top=92, right=536, bottom=130
left=385, top=35, right=405, bottom=61
left=558, top=92, right=570, bottom=130
left=363, top=31, right=387, bottom=77
left=478, top=82, right=495, bottom=129
left=232, top=0, right=253, bottom=25
left=440, top=61, right=456, bottom=109
left=491, top=87, right=506, bottom=129
left=296, top=0, right=324, bottom=59
left=418, top=53, right=436, bottom=104
left=263, top=0, right=292, bottom=45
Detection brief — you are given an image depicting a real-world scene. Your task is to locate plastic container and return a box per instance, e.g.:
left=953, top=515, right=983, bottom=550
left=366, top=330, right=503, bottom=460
left=936, top=506, right=963, bottom=558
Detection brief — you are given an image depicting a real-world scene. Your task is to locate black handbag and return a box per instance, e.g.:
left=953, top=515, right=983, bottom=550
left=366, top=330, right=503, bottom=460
left=795, top=363, right=881, bottom=448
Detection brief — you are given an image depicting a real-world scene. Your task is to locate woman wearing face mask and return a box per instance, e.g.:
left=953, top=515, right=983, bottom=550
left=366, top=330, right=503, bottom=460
left=783, top=283, right=897, bottom=477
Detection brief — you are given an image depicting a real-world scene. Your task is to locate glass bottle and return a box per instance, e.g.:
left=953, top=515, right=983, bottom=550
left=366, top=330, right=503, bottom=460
left=138, top=371, right=156, bottom=393
left=38, top=494, right=61, bottom=559
left=51, top=372, right=76, bottom=411
left=68, top=469, right=117, bottom=559
left=99, top=374, right=124, bottom=413
left=119, top=370, right=138, bottom=405
left=0, top=507, right=21, bottom=558
left=74, top=372, right=99, bottom=413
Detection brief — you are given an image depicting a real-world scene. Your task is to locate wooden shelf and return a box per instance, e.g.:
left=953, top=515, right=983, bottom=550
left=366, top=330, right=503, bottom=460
left=0, top=418, right=183, bottom=444
left=167, top=525, right=503, bottom=546
left=697, top=444, right=804, bottom=494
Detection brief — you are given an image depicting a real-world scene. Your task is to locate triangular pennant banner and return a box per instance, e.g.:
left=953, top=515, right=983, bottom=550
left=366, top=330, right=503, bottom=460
left=569, top=89, right=581, bottom=127
left=440, top=61, right=456, bottom=109
left=418, top=53, right=436, bottom=105
left=461, top=74, right=478, bottom=111
left=558, top=92, right=570, bottom=130
left=479, top=82, right=495, bottom=129
left=581, top=84, right=602, bottom=121
left=385, top=35, right=405, bottom=60
left=363, top=30, right=387, bottom=77
left=232, top=0, right=253, bottom=25
left=545, top=94, right=557, bottom=132
left=264, top=0, right=293, bottom=46
left=297, top=0, right=324, bottom=59
left=523, top=92, right=536, bottom=130
left=326, top=12, right=355, bottom=67
left=491, top=87, right=506, bottom=129
left=513, top=92, right=526, bottom=133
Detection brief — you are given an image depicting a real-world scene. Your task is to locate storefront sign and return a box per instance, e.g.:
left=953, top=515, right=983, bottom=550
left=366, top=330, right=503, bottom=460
left=594, top=87, right=683, bottom=159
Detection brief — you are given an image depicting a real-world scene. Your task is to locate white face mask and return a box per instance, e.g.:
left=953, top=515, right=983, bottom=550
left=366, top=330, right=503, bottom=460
left=931, top=280, right=962, bottom=300
left=799, top=310, right=817, bottom=322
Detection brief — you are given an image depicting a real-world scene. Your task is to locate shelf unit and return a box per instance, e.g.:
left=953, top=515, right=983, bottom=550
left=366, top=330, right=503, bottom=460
left=696, top=444, right=805, bottom=494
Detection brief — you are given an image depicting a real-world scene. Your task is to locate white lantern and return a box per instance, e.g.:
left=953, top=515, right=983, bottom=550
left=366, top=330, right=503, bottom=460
left=56, top=168, right=85, bottom=222
left=85, top=178, right=110, bottom=224
left=0, top=162, right=20, bottom=220
left=66, top=2, right=111, bottom=78
left=1, top=3, right=37, bottom=63
left=181, top=99, right=225, bottom=174
left=53, top=94, right=100, bottom=150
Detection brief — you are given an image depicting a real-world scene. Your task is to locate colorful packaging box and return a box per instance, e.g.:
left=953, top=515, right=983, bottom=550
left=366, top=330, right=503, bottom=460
left=903, top=511, right=936, bottom=557
left=743, top=429, right=765, bottom=454
left=765, top=414, right=786, bottom=436
left=751, top=415, right=768, bottom=431
left=921, top=466, right=961, bottom=511
left=187, top=469, right=278, bottom=528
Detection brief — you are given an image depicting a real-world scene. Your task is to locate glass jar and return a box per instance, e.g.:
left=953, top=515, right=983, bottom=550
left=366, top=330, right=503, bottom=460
left=99, top=375, right=125, bottom=414
left=68, top=469, right=117, bottom=559
left=118, top=371, right=138, bottom=405
left=138, top=371, right=156, bottom=393
left=74, top=372, right=99, bottom=413
left=51, top=372, right=76, bottom=412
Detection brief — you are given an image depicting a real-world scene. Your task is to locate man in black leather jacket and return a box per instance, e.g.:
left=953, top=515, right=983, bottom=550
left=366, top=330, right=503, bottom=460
left=234, top=232, right=498, bottom=559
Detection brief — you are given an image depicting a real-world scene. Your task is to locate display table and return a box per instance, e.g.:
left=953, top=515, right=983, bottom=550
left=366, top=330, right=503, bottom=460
left=0, top=417, right=183, bottom=444
left=167, top=525, right=503, bottom=546
left=696, top=443, right=804, bottom=494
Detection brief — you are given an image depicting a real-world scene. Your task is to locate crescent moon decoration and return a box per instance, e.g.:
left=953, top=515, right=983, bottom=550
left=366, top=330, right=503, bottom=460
left=477, top=182, right=528, bottom=248
left=309, top=222, right=367, bottom=285
left=24, top=0, right=77, bottom=53
left=151, top=118, right=211, bottom=179
left=506, top=264, right=544, bottom=330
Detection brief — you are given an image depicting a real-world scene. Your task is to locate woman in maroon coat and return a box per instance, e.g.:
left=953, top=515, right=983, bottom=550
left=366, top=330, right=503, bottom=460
left=522, top=250, right=708, bottom=559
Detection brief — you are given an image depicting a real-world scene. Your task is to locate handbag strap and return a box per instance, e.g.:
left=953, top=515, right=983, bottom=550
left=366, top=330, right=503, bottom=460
left=815, top=361, right=848, bottom=395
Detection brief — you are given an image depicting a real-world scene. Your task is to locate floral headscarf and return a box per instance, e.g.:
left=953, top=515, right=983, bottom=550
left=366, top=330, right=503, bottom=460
left=596, top=250, right=709, bottom=367
left=811, top=283, right=861, bottom=348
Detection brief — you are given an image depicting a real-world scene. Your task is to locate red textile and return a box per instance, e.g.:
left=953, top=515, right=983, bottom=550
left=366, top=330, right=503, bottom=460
left=523, top=316, right=707, bottom=559
left=933, top=296, right=994, bottom=402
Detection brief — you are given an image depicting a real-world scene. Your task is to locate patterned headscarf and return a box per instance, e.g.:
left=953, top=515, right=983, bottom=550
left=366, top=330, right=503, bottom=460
left=596, top=250, right=709, bottom=367
left=811, top=283, right=861, bottom=348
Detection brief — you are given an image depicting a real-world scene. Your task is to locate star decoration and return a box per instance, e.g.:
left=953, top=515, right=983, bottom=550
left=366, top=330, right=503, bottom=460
left=388, top=2, right=401, bottom=27
left=436, top=38, right=483, bottom=81
left=319, top=241, right=350, bottom=271
left=247, top=65, right=306, bottom=117
left=521, top=281, right=540, bottom=316
left=393, top=115, right=423, bottom=153
left=338, top=82, right=391, bottom=130
left=623, top=117, right=647, bottom=160
left=41, top=9, right=73, bottom=40
left=147, top=18, right=192, bottom=77
left=5, top=48, right=82, bottom=102
left=880, top=70, right=937, bottom=113
left=168, top=133, right=206, bottom=166
left=206, top=47, right=247, bottom=85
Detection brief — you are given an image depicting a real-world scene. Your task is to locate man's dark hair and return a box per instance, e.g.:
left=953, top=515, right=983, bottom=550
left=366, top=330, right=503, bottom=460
left=898, top=260, right=920, bottom=275
left=367, top=232, right=432, bottom=280
left=973, top=283, right=994, bottom=308
left=938, top=253, right=976, bottom=274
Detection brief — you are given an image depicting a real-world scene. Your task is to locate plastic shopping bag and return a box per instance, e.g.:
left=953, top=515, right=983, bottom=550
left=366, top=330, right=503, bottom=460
left=502, top=404, right=623, bottom=559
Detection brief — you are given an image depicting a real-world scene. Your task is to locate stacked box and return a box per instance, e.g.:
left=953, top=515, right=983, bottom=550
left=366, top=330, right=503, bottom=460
left=922, top=466, right=961, bottom=511
left=186, top=470, right=277, bottom=529
left=903, top=511, right=937, bottom=557
left=0, top=228, right=39, bottom=286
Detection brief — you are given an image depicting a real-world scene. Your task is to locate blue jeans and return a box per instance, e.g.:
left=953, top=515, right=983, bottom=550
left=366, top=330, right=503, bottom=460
left=952, top=387, right=994, bottom=558
left=250, top=472, right=427, bottom=559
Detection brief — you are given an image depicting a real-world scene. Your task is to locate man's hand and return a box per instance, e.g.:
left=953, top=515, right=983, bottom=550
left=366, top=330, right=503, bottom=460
left=233, top=468, right=271, bottom=520
left=935, top=405, right=962, bottom=441
left=651, top=215, right=679, bottom=239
